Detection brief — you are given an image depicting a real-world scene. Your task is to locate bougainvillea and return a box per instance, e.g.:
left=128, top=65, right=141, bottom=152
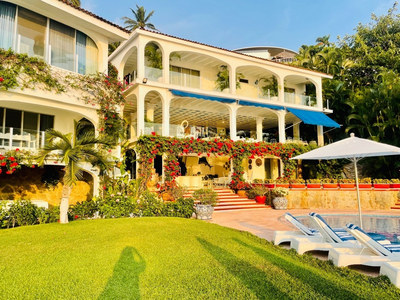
left=136, top=134, right=317, bottom=193
left=0, top=149, right=36, bottom=175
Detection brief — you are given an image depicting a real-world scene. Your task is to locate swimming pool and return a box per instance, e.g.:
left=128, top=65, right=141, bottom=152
left=297, top=214, right=400, bottom=243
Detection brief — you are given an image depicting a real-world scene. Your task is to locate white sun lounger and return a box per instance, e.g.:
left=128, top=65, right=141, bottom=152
left=381, top=261, right=400, bottom=288
left=273, top=212, right=347, bottom=246
left=328, top=223, right=400, bottom=267
left=290, top=213, right=362, bottom=255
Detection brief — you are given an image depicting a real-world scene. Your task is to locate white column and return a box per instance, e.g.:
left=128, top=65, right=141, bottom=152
left=277, top=110, right=286, bottom=143
left=317, top=125, right=324, bottom=146
left=293, top=123, right=300, bottom=140
left=278, top=76, right=285, bottom=103
left=229, top=65, right=236, bottom=95
left=137, top=39, right=145, bottom=82
left=163, top=50, right=170, bottom=84
left=228, top=103, right=238, bottom=140
left=316, top=80, right=323, bottom=109
left=130, top=112, right=137, bottom=138
left=162, top=96, right=171, bottom=137
left=256, top=117, right=263, bottom=142
left=137, top=89, right=145, bottom=136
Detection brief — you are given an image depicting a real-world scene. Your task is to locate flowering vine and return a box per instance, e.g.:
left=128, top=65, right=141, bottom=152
left=136, top=134, right=316, bottom=193
left=0, top=149, right=36, bottom=175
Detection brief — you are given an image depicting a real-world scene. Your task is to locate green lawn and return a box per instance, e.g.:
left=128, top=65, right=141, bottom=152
left=0, top=218, right=399, bottom=299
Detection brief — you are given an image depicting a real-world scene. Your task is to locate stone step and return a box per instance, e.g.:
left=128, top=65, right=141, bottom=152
left=218, top=201, right=260, bottom=206
left=215, top=204, right=271, bottom=211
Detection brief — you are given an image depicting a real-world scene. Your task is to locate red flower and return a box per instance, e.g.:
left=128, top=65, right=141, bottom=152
left=9, top=157, right=15, bottom=161
left=0, top=77, right=3, bottom=82
left=148, top=158, right=153, bottom=163
left=74, top=215, right=79, bottom=219
left=103, top=186, right=107, bottom=190
left=1, top=162, right=5, bottom=166
left=151, top=132, right=156, bottom=136
left=15, top=148, right=19, bottom=151
left=31, top=165, right=35, bottom=168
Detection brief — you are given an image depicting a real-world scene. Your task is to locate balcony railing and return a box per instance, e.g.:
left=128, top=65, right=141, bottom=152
left=284, top=92, right=317, bottom=107
left=0, top=127, right=45, bottom=150
left=145, top=66, right=163, bottom=82
left=144, top=122, right=162, bottom=136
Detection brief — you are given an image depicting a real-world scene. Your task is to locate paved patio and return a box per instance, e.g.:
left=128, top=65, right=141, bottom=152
left=209, top=208, right=400, bottom=242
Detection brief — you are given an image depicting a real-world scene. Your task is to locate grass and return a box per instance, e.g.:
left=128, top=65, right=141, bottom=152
left=0, top=218, right=399, bottom=299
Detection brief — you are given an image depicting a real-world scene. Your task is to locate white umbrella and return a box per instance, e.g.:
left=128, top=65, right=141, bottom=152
left=291, top=133, right=400, bottom=228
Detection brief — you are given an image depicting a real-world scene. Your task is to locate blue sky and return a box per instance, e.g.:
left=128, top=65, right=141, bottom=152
left=83, top=0, right=396, bottom=52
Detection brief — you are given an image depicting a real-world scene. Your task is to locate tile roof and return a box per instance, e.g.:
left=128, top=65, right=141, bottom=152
left=57, top=0, right=130, bottom=33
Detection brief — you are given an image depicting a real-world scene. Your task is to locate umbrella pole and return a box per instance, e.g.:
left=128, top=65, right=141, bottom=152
left=353, top=159, right=363, bottom=229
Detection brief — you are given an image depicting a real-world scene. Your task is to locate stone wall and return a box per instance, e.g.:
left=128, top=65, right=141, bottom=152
left=0, top=166, right=92, bottom=206
left=287, top=190, right=397, bottom=210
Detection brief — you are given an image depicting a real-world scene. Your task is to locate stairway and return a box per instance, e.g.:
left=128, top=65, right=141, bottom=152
left=184, top=188, right=271, bottom=211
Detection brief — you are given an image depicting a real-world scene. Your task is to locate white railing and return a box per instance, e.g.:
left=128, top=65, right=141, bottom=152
left=257, top=88, right=279, bottom=100
left=145, top=66, right=163, bottom=82
left=0, top=127, right=45, bottom=150
left=144, top=122, right=162, bottom=136
left=284, top=92, right=317, bottom=107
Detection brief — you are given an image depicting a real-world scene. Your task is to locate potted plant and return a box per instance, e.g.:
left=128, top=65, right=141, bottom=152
left=275, top=177, right=290, bottom=188
left=373, top=179, right=391, bottom=189
left=339, top=178, right=356, bottom=189
left=289, top=178, right=306, bottom=189
left=358, top=177, right=372, bottom=189
left=391, top=179, right=400, bottom=189
left=192, top=188, right=219, bottom=220
left=306, top=179, right=321, bottom=189
left=264, top=178, right=275, bottom=188
left=247, top=185, right=268, bottom=204
left=270, top=187, right=289, bottom=210
left=321, top=178, right=338, bottom=189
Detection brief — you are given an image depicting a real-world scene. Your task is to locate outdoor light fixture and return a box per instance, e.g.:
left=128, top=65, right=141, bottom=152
left=142, top=78, right=148, bottom=84
left=255, top=79, right=259, bottom=85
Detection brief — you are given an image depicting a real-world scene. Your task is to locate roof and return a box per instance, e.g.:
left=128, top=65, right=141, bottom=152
left=57, top=0, right=130, bottom=33
left=233, top=46, right=298, bottom=57
left=137, top=29, right=332, bottom=78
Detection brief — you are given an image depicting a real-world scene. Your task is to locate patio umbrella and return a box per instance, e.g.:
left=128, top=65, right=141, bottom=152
left=291, top=133, right=400, bottom=228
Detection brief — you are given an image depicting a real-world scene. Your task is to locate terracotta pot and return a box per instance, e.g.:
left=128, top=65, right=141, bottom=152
left=322, top=183, right=338, bottom=189
left=390, top=183, right=400, bottom=189
left=255, top=195, right=266, bottom=204
left=290, top=184, right=306, bottom=189
left=276, top=183, right=289, bottom=188
left=237, top=190, right=247, bottom=197
left=307, top=183, right=321, bottom=189
left=339, top=183, right=356, bottom=188
left=374, top=183, right=390, bottom=189
left=358, top=183, right=372, bottom=189
left=264, top=183, right=274, bottom=188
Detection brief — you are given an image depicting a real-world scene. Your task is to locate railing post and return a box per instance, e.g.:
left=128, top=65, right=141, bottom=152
left=41, top=131, right=45, bottom=148
left=9, top=128, right=13, bottom=150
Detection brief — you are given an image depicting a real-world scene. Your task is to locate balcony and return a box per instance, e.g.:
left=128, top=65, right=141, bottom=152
left=170, top=71, right=201, bottom=89
left=0, top=128, right=45, bottom=150
left=145, top=66, right=163, bottom=82
left=284, top=92, right=317, bottom=107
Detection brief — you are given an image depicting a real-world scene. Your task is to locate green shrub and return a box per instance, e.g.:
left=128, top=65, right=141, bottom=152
left=7, top=200, right=39, bottom=228
left=138, top=191, right=164, bottom=217
left=163, top=197, right=195, bottom=218
left=192, top=189, right=218, bottom=206
left=69, top=199, right=99, bottom=220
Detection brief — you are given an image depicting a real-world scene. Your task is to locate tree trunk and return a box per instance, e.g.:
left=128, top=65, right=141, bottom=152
left=60, top=185, right=71, bottom=224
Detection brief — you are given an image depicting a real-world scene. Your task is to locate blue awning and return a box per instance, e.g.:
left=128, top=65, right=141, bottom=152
left=238, top=100, right=285, bottom=110
left=169, top=89, right=236, bottom=104
left=287, top=108, right=340, bottom=128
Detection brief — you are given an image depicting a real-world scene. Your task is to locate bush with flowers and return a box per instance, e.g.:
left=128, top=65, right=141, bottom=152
left=270, top=187, right=290, bottom=198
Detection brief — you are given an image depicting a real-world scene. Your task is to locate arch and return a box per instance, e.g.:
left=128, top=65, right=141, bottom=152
left=283, top=74, right=318, bottom=107
left=77, top=118, right=95, bottom=139
left=119, top=46, right=138, bottom=84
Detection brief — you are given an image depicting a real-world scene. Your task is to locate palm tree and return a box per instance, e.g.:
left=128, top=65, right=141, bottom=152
left=37, top=120, right=113, bottom=223
left=66, top=0, right=81, bottom=7
left=122, top=5, right=159, bottom=32
left=316, top=35, right=331, bottom=48
left=108, top=41, right=121, bottom=56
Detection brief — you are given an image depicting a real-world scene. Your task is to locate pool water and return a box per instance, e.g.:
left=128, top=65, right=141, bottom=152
left=297, top=214, right=400, bottom=243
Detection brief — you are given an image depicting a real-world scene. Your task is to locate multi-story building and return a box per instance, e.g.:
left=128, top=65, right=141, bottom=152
left=0, top=0, right=338, bottom=196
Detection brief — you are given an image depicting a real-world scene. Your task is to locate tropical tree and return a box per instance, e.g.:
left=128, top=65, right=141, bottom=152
left=66, top=0, right=81, bottom=7
left=122, top=5, right=159, bottom=32
left=108, top=42, right=121, bottom=56
left=37, top=120, right=113, bottom=223
left=316, top=35, right=332, bottom=48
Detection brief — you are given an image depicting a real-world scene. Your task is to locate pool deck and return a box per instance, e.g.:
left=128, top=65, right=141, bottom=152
left=209, top=208, right=400, bottom=242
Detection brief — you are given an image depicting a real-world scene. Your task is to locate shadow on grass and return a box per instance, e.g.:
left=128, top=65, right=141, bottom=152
left=98, top=247, right=145, bottom=300
left=233, top=238, right=361, bottom=299
left=197, top=237, right=291, bottom=299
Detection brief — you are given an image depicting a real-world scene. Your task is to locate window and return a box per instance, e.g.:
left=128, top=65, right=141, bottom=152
left=0, top=5, right=98, bottom=74
left=170, top=66, right=200, bottom=88
left=239, top=78, right=249, bottom=84
left=17, top=7, right=47, bottom=59
left=0, top=2, right=16, bottom=50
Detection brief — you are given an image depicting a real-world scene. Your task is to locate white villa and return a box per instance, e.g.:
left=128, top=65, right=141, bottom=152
left=0, top=0, right=339, bottom=196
